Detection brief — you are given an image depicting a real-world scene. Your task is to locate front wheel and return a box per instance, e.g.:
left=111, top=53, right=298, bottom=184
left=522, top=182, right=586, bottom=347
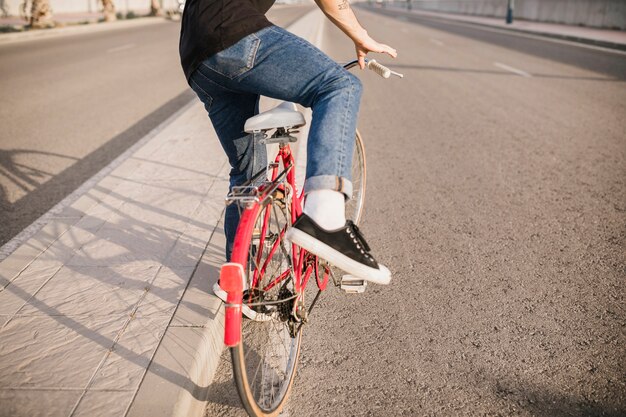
left=230, top=198, right=302, bottom=417
left=346, top=130, right=366, bottom=225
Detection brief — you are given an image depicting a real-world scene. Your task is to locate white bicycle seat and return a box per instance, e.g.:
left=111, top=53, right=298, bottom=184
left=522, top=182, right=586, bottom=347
left=244, top=102, right=306, bottom=133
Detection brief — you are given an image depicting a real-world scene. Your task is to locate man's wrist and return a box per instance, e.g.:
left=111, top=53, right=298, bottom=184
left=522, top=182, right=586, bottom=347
left=350, top=27, right=368, bottom=44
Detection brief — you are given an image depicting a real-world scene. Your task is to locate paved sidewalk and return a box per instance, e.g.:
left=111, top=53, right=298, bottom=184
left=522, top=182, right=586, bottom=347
left=0, top=9, right=160, bottom=27
left=0, top=12, right=106, bottom=26
left=0, top=9, right=323, bottom=417
left=0, top=14, right=168, bottom=44
left=362, top=3, right=626, bottom=50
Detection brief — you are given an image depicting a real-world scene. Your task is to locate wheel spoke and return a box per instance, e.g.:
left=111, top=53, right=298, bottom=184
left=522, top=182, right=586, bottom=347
left=270, top=319, right=291, bottom=356
left=249, top=324, right=269, bottom=395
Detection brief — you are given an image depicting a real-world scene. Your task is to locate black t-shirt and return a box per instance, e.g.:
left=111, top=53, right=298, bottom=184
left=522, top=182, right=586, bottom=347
left=179, top=0, right=275, bottom=82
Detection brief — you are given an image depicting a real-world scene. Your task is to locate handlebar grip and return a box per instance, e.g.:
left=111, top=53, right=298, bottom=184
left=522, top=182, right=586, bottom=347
left=367, top=59, right=391, bottom=79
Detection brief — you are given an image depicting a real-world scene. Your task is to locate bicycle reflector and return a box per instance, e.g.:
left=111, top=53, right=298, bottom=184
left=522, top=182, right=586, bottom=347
left=220, top=263, right=245, bottom=346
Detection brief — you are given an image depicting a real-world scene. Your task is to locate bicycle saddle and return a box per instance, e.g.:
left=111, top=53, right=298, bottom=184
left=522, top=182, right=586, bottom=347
left=244, top=101, right=306, bottom=133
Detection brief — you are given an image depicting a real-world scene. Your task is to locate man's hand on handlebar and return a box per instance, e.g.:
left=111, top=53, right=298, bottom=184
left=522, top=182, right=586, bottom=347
left=313, top=0, right=397, bottom=69
left=353, top=31, right=397, bottom=70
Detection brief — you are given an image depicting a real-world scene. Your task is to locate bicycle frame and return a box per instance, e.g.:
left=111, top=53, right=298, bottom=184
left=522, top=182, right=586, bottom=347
left=227, top=59, right=364, bottom=289
left=223, top=139, right=331, bottom=346
left=236, top=141, right=323, bottom=288
left=222, top=58, right=397, bottom=346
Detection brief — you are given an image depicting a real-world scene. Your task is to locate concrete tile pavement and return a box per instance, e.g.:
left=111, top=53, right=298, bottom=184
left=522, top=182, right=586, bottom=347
left=0, top=9, right=323, bottom=417
left=0, top=98, right=228, bottom=417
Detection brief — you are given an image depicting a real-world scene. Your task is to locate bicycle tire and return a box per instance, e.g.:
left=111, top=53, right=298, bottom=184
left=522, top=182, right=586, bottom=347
left=230, top=196, right=302, bottom=417
left=346, top=130, right=367, bottom=225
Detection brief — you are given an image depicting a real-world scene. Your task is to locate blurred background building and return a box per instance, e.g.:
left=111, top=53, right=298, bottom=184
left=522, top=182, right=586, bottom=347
left=370, top=0, right=626, bottom=30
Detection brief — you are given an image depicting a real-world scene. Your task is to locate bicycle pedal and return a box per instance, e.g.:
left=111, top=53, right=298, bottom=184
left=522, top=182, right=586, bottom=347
left=340, top=275, right=367, bottom=294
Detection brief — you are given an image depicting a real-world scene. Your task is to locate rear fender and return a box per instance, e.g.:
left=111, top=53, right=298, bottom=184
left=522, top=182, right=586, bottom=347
left=220, top=263, right=245, bottom=347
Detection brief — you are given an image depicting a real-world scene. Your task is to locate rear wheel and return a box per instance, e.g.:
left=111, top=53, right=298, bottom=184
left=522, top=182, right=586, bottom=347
left=230, top=194, right=302, bottom=417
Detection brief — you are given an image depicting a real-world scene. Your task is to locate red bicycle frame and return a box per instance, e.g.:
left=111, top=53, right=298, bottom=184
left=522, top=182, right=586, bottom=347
left=221, top=142, right=327, bottom=347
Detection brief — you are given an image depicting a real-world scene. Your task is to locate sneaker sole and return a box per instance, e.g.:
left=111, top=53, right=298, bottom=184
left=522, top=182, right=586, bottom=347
left=213, top=282, right=272, bottom=322
left=285, top=228, right=391, bottom=285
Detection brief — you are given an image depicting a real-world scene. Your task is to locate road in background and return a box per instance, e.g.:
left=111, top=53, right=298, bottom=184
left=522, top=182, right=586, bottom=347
left=0, top=5, right=312, bottom=247
left=205, top=7, right=625, bottom=417
left=360, top=4, right=626, bottom=80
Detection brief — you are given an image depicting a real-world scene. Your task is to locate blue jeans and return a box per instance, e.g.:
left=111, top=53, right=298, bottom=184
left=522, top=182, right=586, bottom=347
left=189, top=25, right=363, bottom=260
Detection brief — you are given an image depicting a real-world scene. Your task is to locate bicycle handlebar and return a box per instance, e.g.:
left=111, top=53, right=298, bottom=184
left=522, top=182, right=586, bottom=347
left=343, top=58, right=404, bottom=79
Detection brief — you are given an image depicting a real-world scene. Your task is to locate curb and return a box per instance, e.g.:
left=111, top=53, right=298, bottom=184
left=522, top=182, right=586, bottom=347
left=0, top=16, right=169, bottom=44
left=359, top=5, right=626, bottom=52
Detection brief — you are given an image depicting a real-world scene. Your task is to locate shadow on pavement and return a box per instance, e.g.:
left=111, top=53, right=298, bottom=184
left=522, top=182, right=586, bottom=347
left=0, top=89, right=195, bottom=247
left=205, top=349, right=247, bottom=413
left=0, top=169, right=225, bottom=408
left=490, top=376, right=626, bottom=417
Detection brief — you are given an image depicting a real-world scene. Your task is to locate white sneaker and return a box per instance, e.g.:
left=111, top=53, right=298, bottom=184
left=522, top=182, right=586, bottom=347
left=212, top=281, right=272, bottom=322
left=212, top=281, right=228, bottom=302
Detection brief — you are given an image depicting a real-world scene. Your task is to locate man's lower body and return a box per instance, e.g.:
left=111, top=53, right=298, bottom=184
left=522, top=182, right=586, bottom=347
left=189, top=25, right=390, bottom=286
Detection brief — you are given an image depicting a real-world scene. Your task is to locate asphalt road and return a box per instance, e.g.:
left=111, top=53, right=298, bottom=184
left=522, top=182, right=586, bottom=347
left=204, top=7, right=626, bottom=417
left=0, top=5, right=311, bottom=247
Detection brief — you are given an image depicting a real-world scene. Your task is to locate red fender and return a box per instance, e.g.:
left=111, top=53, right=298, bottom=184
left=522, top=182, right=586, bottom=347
left=220, top=263, right=245, bottom=347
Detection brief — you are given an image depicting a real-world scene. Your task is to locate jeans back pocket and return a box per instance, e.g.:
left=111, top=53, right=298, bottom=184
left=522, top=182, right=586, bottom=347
left=203, top=33, right=261, bottom=80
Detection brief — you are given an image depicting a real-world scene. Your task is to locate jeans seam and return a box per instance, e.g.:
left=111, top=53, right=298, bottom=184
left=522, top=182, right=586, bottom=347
left=337, top=75, right=353, bottom=177
left=269, top=26, right=332, bottom=65
left=190, top=78, right=213, bottom=112
left=194, top=68, right=240, bottom=95
left=201, top=60, right=233, bottom=80
left=247, top=33, right=260, bottom=70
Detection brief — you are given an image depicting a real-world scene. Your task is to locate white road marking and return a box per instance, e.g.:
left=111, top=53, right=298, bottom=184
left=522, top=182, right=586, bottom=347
left=107, top=43, right=135, bottom=53
left=494, top=62, right=532, bottom=77
left=430, top=38, right=444, bottom=46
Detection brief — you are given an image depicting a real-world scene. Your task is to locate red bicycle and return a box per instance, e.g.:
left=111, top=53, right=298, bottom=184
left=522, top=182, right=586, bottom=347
left=219, top=59, right=402, bottom=417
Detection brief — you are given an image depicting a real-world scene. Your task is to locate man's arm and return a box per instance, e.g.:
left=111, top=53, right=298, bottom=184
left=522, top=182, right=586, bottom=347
left=314, top=0, right=397, bottom=68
